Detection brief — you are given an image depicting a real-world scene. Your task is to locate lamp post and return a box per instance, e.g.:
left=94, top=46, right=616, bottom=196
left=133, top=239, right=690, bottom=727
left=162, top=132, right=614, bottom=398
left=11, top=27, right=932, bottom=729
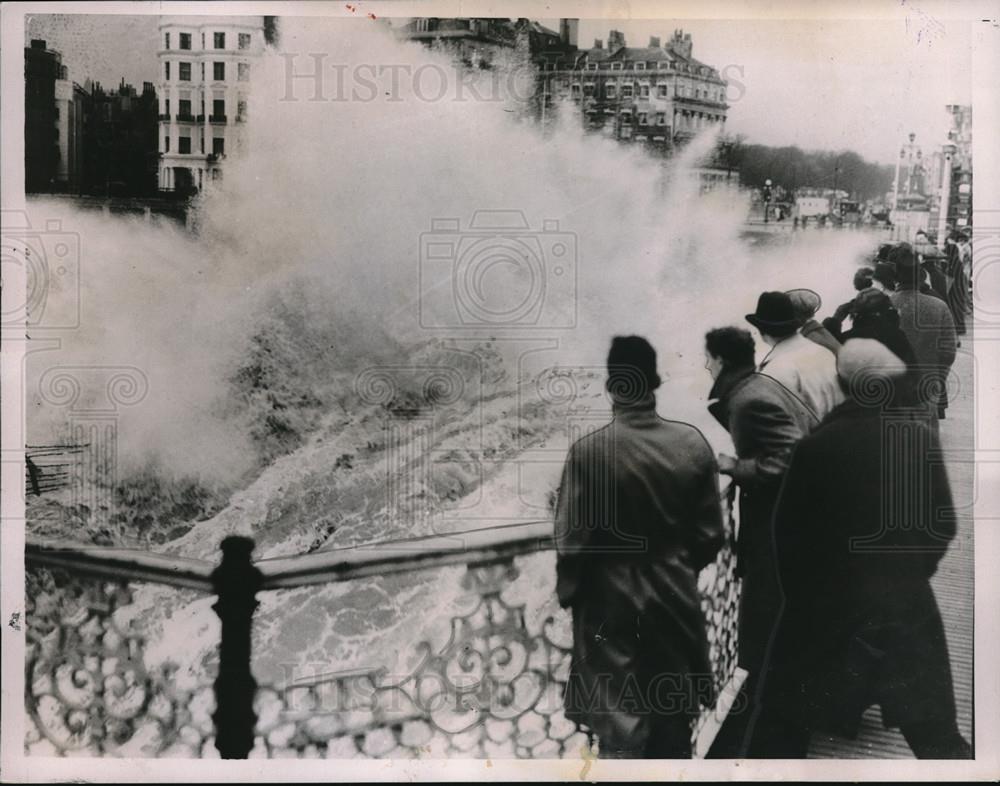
left=936, top=141, right=957, bottom=244
left=763, top=178, right=772, bottom=224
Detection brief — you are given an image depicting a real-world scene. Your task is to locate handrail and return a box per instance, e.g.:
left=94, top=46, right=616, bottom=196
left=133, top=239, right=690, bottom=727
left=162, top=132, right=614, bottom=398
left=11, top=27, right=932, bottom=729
left=25, top=482, right=735, bottom=593
left=25, top=539, right=215, bottom=592
left=256, top=519, right=555, bottom=590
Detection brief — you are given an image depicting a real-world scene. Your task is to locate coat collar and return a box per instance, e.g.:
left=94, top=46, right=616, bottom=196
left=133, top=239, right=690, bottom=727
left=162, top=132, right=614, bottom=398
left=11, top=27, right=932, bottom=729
left=611, top=393, right=657, bottom=420
left=707, top=364, right=755, bottom=428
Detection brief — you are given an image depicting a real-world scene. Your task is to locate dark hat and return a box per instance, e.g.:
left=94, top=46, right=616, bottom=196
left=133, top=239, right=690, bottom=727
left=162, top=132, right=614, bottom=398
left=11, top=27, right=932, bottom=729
left=607, top=335, right=661, bottom=397
left=872, top=262, right=897, bottom=290
left=853, top=288, right=893, bottom=316
left=746, top=291, right=799, bottom=336
left=887, top=243, right=918, bottom=270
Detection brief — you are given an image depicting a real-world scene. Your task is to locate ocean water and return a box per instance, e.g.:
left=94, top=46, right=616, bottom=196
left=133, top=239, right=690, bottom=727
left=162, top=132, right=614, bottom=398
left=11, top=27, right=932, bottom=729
left=24, top=17, right=887, bottom=755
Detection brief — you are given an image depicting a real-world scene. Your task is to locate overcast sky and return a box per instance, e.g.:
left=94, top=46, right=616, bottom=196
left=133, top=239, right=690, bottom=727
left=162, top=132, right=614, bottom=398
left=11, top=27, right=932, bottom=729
left=27, top=13, right=973, bottom=164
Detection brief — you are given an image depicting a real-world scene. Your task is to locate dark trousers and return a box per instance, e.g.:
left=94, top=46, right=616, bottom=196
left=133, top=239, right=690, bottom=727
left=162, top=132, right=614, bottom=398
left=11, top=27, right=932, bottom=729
left=746, top=706, right=972, bottom=759
left=600, top=713, right=693, bottom=759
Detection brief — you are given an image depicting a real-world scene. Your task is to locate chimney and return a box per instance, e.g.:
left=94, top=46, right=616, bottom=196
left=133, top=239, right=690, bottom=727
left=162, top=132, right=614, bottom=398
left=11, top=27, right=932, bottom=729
left=608, top=29, right=625, bottom=50
left=649, top=35, right=661, bottom=48
left=594, top=38, right=603, bottom=49
left=670, top=29, right=692, bottom=59
left=559, top=18, right=579, bottom=48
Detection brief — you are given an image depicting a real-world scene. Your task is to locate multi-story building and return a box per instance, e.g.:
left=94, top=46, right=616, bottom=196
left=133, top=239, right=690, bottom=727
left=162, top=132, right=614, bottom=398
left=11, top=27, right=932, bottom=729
left=85, top=80, right=159, bottom=197
left=397, top=19, right=728, bottom=158
left=538, top=28, right=728, bottom=150
left=157, top=15, right=267, bottom=194
left=25, top=39, right=87, bottom=193
left=395, top=18, right=519, bottom=68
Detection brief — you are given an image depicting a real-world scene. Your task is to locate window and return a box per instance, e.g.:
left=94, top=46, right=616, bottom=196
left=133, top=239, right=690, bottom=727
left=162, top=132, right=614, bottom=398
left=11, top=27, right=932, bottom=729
left=587, top=63, right=598, bottom=71
left=583, top=83, right=594, bottom=96
left=570, top=83, right=581, bottom=97
left=635, top=62, right=646, bottom=70
left=606, top=84, right=616, bottom=99
left=214, top=32, right=226, bottom=49
left=657, top=84, right=669, bottom=98
left=165, top=61, right=171, bottom=80
left=213, top=137, right=225, bottom=155
left=178, top=98, right=191, bottom=117
left=610, top=62, right=622, bottom=71
left=638, top=112, right=648, bottom=125
left=213, top=62, right=225, bottom=81
left=179, top=62, right=191, bottom=81
left=656, top=111, right=666, bottom=125
left=164, top=135, right=170, bottom=152
left=165, top=98, right=170, bottom=116
left=658, top=62, right=670, bottom=70
left=200, top=131, right=205, bottom=153
left=237, top=99, right=247, bottom=121
left=180, top=33, right=191, bottom=50
left=238, top=62, right=249, bottom=82
left=621, top=84, right=633, bottom=98
left=639, top=84, right=650, bottom=98
left=213, top=98, right=225, bottom=118
left=201, top=33, right=205, bottom=49
left=620, top=110, right=632, bottom=123
left=179, top=136, right=191, bottom=154
left=165, top=32, right=171, bottom=49
left=200, top=62, right=205, bottom=81
left=238, top=32, right=251, bottom=49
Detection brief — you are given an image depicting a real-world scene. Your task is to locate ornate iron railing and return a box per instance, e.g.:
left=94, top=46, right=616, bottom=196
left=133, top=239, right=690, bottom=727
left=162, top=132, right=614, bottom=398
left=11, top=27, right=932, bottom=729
left=24, top=488, right=742, bottom=759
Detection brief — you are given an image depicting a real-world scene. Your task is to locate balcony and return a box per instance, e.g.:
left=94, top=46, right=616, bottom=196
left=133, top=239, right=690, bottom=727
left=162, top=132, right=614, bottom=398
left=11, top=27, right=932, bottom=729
left=157, top=113, right=170, bottom=121
left=209, top=114, right=228, bottom=125
left=175, top=113, right=196, bottom=123
left=24, top=489, right=743, bottom=759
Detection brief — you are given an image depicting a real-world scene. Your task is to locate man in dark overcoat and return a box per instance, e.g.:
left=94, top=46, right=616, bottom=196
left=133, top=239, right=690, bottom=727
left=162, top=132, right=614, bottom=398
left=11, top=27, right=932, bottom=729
left=889, top=243, right=958, bottom=419
left=702, top=326, right=817, bottom=757
left=748, top=338, right=970, bottom=759
left=555, top=336, right=725, bottom=758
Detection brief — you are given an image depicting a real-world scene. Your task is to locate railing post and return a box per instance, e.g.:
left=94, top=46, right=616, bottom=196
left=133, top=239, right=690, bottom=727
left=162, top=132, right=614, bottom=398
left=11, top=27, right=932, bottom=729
left=211, top=536, right=262, bottom=759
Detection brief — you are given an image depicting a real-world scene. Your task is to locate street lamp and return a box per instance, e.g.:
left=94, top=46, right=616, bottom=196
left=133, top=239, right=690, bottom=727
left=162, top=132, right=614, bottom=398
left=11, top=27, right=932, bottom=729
left=763, top=178, right=772, bottom=224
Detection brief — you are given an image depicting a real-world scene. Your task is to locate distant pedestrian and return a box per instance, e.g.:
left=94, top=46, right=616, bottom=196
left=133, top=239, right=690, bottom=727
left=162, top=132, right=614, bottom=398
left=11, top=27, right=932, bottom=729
left=555, top=336, right=725, bottom=758
left=748, top=339, right=970, bottom=759
left=748, top=291, right=844, bottom=421
left=889, top=244, right=958, bottom=419
left=786, top=288, right=841, bottom=355
left=839, top=289, right=920, bottom=410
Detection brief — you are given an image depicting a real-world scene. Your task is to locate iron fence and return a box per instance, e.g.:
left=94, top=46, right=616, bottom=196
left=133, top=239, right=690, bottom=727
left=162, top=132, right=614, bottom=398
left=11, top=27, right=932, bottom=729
left=24, top=487, right=742, bottom=759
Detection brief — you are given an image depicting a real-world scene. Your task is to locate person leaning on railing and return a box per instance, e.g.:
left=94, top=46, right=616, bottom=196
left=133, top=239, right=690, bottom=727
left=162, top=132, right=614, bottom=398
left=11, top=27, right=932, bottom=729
left=554, top=336, right=725, bottom=760
left=701, top=324, right=818, bottom=758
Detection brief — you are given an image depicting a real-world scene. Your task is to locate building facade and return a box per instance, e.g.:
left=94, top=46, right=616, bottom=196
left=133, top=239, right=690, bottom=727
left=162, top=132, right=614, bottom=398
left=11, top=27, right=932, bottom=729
left=25, top=39, right=87, bottom=193
left=537, top=28, right=728, bottom=150
left=86, top=80, right=159, bottom=197
left=157, top=15, right=267, bottom=194
left=395, top=18, right=519, bottom=68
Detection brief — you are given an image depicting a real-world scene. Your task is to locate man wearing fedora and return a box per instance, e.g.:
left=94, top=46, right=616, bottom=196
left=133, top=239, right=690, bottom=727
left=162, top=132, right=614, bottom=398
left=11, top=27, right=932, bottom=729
left=889, top=243, right=958, bottom=420
left=747, top=291, right=844, bottom=422
left=785, top=288, right=841, bottom=355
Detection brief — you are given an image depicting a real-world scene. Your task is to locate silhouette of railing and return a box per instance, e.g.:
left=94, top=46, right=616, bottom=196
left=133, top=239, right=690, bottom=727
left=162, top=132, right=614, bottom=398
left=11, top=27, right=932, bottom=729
left=24, top=488, right=742, bottom=759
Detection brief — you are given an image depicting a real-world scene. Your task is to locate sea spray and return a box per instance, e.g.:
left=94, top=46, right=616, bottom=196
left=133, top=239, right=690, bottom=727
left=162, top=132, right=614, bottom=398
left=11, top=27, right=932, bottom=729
left=25, top=18, right=888, bottom=750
